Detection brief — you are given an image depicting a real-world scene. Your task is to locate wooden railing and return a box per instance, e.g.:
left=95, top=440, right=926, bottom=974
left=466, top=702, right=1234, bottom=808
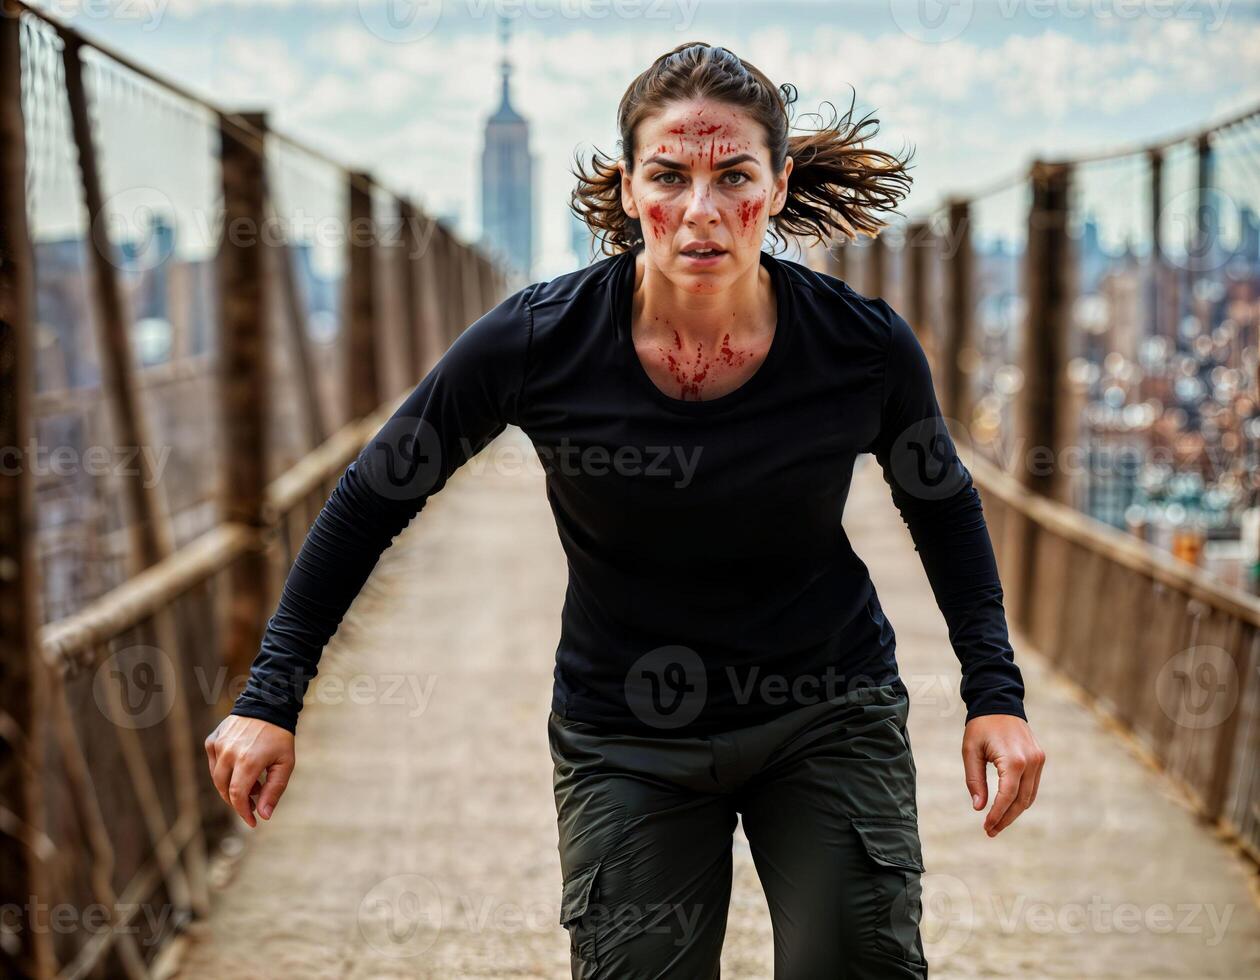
left=804, top=98, right=1260, bottom=867
left=0, top=3, right=508, bottom=977
left=977, top=452, right=1260, bottom=865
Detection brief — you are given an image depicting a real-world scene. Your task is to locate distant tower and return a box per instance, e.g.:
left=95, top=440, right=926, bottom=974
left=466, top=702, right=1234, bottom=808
left=480, top=16, right=534, bottom=280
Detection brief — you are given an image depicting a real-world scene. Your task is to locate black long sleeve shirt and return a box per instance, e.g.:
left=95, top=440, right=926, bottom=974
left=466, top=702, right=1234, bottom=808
left=231, top=243, right=1027, bottom=736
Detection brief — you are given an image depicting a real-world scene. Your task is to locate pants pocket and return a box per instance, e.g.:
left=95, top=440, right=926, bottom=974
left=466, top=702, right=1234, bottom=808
left=559, top=859, right=603, bottom=976
left=850, top=816, right=927, bottom=967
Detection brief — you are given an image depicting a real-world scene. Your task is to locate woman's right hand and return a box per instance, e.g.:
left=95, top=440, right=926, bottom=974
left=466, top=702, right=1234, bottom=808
left=205, top=714, right=296, bottom=828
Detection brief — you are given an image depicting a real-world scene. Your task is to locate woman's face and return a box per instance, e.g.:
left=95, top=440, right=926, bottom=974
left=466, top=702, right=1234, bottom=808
left=620, top=98, right=792, bottom=293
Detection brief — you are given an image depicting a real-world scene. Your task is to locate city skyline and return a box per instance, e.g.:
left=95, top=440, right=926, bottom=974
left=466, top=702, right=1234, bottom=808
left=21, top=0, right=1260, bottom=280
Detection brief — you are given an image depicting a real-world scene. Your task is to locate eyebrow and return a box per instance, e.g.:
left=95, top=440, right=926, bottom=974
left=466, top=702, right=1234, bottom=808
left=642, top=152, right=758, bottom=171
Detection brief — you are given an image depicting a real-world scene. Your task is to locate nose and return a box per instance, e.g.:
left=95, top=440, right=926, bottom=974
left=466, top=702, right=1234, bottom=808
left=682, top=178, right=720, bottom=227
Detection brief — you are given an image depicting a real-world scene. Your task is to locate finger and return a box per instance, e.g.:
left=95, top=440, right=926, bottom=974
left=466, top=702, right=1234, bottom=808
left=1027, top=749, right=1045, bottom=807
left=992, top=776, right=1034, bottom=835
left=247, top=777, right=263, bottom=819
left=991, top=797, right=1028, bottom=835
left=985, top=758, right=1026, bottom=835
left=204, top=733, right=218, bottom=781
left=228, top=755, right=265, bottom=828
left=256, top=757, right=294, bottom=820
left=962, top=737, right=988, bottom=810
left=211, top=747, right=235, bottom=808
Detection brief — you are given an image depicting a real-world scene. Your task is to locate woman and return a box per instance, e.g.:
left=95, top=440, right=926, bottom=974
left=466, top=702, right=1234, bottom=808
left=206, top=42, right=1045, bottom=979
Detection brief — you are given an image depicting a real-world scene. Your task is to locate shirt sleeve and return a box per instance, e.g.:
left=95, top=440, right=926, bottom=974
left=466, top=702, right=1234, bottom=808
left=229, top=283, right=536, bottom=733
left=866, top=304, right=1027, bottom=724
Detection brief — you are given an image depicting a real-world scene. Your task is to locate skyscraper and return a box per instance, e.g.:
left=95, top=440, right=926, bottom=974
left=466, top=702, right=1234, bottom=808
left=480, top=16, right=534, bottom=281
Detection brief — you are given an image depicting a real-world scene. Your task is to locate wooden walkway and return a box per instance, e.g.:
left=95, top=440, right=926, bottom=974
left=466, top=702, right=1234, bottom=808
left=171, top=429, right=1260, bottom=979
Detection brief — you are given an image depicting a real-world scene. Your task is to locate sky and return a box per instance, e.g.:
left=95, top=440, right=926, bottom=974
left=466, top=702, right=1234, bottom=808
left=22, top=0, right=1260, bottom=279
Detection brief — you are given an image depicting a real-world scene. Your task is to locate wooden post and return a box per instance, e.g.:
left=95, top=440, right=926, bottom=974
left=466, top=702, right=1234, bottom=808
left=63, top=29, right=172, bottom=572
left=461, top=242, right=481, bottom=331
left=905, top=221, right=930, bottom=351
left=397, top=197, right=422, bottom=384
left=345, top=172, right=379, bottom=418
left=1018, top=161, right=1073, bottom=504
left=218, top=110, right=270, bottom=687
left=416, top=210, right=442, bottom=374
left=942, top=198, right=972, bottom=428
left=1148, top=148, right=1164, bottom=343
left=868, top=233, right=886, bottom=300
left=0, top=5, right=55, bottom=975
left=440, top=227, right=460, bottom=347
left=476, top=251, right=492, bottom=313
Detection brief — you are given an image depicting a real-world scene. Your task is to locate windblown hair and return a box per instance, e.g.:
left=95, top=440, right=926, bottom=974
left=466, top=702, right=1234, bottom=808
left=570, top=41, right=914, bottom=257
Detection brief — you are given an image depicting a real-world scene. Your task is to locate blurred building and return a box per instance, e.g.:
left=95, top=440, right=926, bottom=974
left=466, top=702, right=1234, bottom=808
left=479, top=16, right=534, bottom=281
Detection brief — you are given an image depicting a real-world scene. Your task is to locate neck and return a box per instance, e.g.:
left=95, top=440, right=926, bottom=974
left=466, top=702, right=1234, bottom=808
left=632, top=249, right=772, bottom=350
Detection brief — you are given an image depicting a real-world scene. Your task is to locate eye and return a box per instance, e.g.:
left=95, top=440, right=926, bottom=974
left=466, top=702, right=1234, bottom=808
left=722, top=171, right=750, bottom=185
left=652, top=172, right=683, bottom=185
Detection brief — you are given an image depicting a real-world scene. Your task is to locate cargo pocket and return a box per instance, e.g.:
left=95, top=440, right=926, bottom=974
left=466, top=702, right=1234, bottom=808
left=559, top=859, right=602, bottom=976
left=850, top=816, right=926, bottom=966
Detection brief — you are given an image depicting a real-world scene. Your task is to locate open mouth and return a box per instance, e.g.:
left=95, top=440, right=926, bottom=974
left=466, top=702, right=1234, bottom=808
left=681, top=247, right=725, bottom=258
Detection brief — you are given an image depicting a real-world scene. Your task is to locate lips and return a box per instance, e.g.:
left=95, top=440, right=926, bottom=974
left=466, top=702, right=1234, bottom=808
left=680, top=241, right=726, bottom=257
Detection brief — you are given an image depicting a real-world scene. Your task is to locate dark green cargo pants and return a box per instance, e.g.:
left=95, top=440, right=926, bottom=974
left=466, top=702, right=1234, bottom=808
left=549, top=682, right=928, bottom=979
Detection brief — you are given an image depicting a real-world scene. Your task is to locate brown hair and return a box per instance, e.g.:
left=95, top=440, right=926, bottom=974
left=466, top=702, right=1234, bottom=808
left=570, top=41, right=914, bottom=257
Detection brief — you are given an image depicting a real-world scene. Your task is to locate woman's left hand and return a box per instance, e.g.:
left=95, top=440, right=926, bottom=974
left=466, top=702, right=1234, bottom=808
left=962, top=715, right=1046, bottom=837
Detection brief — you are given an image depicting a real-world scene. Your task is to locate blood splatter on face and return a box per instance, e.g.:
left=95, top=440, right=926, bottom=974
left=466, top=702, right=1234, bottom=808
left=628, top=99, right=778, bottom=269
